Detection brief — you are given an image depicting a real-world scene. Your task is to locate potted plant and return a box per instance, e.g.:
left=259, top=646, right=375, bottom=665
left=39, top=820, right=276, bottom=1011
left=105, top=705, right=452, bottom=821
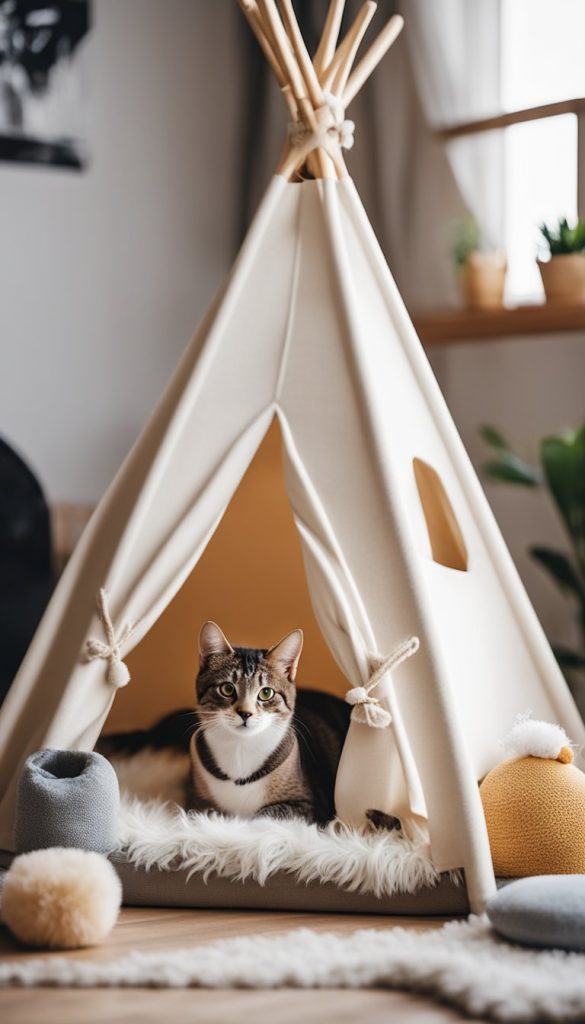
left=452, top=215, right=507, bottom=311
left=480, top=422, right=585, bottom=714
left=538, top=217, right=585, bottom=304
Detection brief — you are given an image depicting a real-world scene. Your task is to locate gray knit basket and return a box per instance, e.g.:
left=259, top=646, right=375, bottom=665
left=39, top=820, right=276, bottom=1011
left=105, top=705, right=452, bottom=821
left=14, top=749, right=120, bottom=854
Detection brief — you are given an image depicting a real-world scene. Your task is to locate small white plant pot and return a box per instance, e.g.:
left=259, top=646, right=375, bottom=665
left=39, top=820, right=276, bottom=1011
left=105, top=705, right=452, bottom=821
left=459, top=250, right=507, bottom=311
left=538, top=253, right=585, bottom=305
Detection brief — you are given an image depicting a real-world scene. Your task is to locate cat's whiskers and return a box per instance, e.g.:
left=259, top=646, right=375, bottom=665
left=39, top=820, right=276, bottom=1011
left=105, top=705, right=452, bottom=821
left=172, top=710, right=198, bottom=743
left=292, top=718, right=311, bottom=744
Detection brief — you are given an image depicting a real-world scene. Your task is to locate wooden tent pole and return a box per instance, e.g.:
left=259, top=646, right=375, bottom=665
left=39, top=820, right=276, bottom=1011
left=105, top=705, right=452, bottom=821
left=331, top=1, right=377, bottom=98
left=313, top=0, right=346, bottom=78
left=257, top=0, right=309, bottom=121
left=238, top=0, right=299, bottom=121
left=258, top=0, right=325, bottom=179
left=343, top=13, right=404, bottom=107
left=320, top=2, right=376, bottom=94
left=319, top=26, right=353, bottom=92
left=276, top=0, right=335, bottom=178
left=238, top=0, right=285, bottom=85
left=277, top=0, right=323, bottom=108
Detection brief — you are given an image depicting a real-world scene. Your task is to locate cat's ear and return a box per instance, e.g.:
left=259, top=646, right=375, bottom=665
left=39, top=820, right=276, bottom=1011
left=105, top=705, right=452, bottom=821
left=266, top=629, right=303, bottom=681
left=199, top=621, right=233, bottom=661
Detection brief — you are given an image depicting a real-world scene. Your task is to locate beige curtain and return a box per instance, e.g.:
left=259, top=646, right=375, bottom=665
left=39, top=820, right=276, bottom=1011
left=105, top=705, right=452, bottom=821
left=403, top=0, right=504, bottom=247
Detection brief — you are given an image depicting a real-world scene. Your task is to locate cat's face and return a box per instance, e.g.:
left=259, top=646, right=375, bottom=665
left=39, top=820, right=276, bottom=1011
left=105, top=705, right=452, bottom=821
left=195, top=621, right=303, bottom=737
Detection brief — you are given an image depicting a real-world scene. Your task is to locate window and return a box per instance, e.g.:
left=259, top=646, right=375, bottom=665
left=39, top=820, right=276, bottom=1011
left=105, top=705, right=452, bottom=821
left=501, top=0, right=585, bottom=302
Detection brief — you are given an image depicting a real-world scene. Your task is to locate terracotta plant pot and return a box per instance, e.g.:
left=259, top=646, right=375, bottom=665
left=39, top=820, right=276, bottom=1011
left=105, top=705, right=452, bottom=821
left=459, top=250, right=507, bottom=311
left=538, top=253, right=585, bottom=305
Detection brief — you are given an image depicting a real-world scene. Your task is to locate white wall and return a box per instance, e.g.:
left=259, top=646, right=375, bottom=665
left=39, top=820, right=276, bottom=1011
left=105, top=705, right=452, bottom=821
left=0, top=0, right=240, bottom=503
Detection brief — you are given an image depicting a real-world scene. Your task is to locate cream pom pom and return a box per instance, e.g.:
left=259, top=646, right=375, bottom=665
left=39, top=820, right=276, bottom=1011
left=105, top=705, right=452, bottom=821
left=503, top=713, right=574, bottom=763
left=1, top=848, right=122, bottom=949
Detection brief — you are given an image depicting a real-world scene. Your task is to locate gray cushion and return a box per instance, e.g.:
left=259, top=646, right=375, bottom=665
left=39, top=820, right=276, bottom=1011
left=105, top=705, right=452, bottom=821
left=15, top=749, right=119, bottom=855
left=487, top=875, right=585, bottom=951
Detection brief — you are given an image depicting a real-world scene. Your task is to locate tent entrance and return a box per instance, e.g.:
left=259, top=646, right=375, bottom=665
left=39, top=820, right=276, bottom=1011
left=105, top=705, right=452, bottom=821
left=105, top=417, right=347, bottom=734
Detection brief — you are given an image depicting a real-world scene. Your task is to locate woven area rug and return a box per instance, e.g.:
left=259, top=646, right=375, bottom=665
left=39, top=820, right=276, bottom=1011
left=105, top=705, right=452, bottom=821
left=2, top=916, right=585, bottom=1021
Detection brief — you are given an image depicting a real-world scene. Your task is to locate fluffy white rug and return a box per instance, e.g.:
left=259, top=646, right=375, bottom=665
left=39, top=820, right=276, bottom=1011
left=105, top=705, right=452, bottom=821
left=2, top=916, right=584, bottom=1022
left=114, top=749, right=452, bottom=897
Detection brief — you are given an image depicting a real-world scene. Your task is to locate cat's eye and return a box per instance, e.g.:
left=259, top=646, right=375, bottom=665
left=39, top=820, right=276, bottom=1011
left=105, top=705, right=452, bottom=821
left=218, top=682, right=235, bottom=698
left=257, top=687, right=275, bottom=702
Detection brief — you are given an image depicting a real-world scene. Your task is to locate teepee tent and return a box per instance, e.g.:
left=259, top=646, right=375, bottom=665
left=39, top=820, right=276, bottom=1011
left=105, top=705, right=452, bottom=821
left=0, top=0, right=583, bottom=914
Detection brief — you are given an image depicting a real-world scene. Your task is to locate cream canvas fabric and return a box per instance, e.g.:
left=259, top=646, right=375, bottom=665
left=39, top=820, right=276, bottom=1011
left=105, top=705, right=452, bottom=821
left=0, top=175, right=583, bottom=913
left=1, top=4, right=583, bottom=915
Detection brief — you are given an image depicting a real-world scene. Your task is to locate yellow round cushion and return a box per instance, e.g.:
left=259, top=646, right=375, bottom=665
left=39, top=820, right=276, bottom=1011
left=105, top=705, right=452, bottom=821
left=480, top=754, right=585, bottom=877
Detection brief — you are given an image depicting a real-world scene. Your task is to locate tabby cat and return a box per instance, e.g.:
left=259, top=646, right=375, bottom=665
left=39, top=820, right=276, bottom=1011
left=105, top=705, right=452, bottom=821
left=190, top=621, right=349, bottom=822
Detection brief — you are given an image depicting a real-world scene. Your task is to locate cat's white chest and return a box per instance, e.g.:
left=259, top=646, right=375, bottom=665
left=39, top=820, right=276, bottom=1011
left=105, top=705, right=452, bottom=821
left=193, top=721, right=287, bottom=818
left=202, top=773, right=269, bottom=817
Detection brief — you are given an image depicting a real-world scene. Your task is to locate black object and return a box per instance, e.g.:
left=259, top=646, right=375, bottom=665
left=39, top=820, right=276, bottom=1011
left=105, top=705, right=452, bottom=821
left=0, top=437, right=54, bottom=704
left=0, top=1, right=90, bottom=169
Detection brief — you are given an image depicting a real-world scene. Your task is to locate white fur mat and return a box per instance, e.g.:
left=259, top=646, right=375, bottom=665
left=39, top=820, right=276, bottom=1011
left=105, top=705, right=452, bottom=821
left=114, top=749, right=452, bottom=897
left=2, top=916, right=585, bottom=1022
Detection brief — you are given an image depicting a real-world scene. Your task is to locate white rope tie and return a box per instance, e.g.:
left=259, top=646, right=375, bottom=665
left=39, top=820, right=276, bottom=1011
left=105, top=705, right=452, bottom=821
left=345, top=636, right=420, bottom=729
left=287, top=91, right=355, bottom=157
left=83, top=589, right=135, bottom=688
left=323, top=91, right=355, bottom=149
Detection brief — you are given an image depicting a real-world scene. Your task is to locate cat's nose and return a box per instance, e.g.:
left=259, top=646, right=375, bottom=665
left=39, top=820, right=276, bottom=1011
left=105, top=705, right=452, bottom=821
left=237, top=710, right=252, bottom=723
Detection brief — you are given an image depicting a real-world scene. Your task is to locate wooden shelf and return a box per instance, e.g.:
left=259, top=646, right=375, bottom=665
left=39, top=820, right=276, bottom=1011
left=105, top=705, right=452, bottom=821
left=413, top=303, right=585, bottom=346
left=435, top=97, right=585, bottom=141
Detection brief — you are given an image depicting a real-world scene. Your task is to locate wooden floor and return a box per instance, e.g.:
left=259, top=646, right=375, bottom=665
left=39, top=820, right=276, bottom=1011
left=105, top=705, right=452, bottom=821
left=0, top=907, right=487, bottom=1023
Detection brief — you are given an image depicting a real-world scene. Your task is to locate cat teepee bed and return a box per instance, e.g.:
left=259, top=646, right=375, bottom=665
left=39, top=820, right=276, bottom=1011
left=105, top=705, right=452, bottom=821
left=0, top=0, right=583, bottom=916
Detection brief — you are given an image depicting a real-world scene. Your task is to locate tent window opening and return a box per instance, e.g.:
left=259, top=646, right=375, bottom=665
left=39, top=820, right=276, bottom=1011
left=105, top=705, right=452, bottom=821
left=413, top=458, right=468, bottom=572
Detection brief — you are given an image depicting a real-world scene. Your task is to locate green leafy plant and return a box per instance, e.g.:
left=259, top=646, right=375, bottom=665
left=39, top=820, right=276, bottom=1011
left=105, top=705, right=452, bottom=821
left=480, top=422, right=585, bottom=676
left=539, top=217, right=585, bottom=257
left=451, top=214, right=482, bottom=270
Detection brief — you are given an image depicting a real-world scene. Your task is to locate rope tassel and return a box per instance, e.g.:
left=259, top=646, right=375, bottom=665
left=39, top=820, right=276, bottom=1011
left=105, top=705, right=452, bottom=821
left=83, top=589, right=135, bottom=688
left=345, top=636, right=420, bottom=728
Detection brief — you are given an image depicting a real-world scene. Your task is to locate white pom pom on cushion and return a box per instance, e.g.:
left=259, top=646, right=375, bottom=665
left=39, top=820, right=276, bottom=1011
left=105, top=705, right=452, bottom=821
left=503, top=714, right=573, bottom=763
left=1, top=848, right=122, bottom=949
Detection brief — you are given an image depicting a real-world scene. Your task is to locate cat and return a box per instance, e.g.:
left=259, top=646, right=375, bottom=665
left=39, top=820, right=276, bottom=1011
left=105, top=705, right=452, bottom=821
left=99, top=621, right=351, bottom=824
left=189, top=621, right=349, bottom=823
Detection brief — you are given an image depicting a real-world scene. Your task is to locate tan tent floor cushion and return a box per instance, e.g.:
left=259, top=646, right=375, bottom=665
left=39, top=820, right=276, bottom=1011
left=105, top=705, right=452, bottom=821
left=111, top=855, right=469, bottom=914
